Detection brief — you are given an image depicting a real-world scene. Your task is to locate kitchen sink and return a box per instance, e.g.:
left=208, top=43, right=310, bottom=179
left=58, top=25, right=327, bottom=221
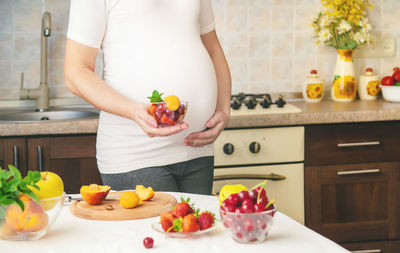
left=0, top=109, right=99, bottom=122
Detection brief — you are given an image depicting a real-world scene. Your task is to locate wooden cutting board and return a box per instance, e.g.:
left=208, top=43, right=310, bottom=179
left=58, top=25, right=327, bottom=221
left=69, top=191, right=177, bottom=221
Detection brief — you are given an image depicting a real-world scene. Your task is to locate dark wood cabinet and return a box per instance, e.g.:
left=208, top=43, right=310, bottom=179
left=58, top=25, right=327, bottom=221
left=0, top=135, right=101, bottom=193
left=305, top=122, right=400, bottom=246
left=0, top=137, right=27, bottom=175
left=342, top=240, right=400, bottom=253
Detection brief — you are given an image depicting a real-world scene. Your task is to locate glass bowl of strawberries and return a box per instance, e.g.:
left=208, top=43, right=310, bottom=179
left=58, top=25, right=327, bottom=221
left=147, top=90, right=187, bottom=127
left=219, top=186, right=276, bottom=244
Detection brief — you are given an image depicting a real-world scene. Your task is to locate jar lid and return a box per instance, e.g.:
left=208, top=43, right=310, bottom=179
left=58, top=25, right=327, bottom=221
left=308, top=69, right=319, bottom=78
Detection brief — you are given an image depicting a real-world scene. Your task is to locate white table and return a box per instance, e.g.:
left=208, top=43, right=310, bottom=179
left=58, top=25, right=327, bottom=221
left=0, top=192, right=349, bottom=253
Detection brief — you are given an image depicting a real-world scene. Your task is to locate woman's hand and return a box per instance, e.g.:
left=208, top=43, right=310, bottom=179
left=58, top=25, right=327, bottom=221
left=184, top=110, right=229, bottom=147
left=132, top=102, right=189, bottom=137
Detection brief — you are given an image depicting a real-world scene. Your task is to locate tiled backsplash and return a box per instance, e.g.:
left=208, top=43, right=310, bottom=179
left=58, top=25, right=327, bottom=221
left=0, top=0, right=399, bottom=100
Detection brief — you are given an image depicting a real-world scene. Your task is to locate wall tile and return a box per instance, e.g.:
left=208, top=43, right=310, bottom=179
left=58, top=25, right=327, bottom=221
left=249, top=7, right=270, bottom=32
left=271, top=57, right=292, bottom=81
left=249, top=58, right=270, bottom=82
left=272, top=7, right=293, bottom=32
left=0, top=61, right=12, bottom=88
left=14, top=33, right=40, bottom=61
left=295, top=6, right=317, bottom=32
left=249, top=33, right=270, bottom=58
left=294, top=56, right=317, bottom=82
left=0, top=34, right=13, bottom=61
left=271, top=32, right=293, bottom=57
left=295, top=32, right=317, bottom=56
left=226, top=7, right=247, bottom=32
left=0, top=0, right=13, bottom=33
left=13, top=0, right=42, bottom=33
left=49, top=33, right=67, bottom=61
left=223, top=33, right=247, bottom=58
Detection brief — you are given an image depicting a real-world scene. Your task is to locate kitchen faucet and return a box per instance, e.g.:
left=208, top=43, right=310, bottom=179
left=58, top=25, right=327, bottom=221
left=20, top=12, right=51, bottom=112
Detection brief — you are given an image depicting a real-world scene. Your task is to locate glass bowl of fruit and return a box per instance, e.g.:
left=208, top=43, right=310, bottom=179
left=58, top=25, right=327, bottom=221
left=219, top=188, right=276, bottom=244
left=381, top=67, right=400, bottom=102
left=0, top=193, right=65, bottom=241
left=147, top=90, right=187, bottom=126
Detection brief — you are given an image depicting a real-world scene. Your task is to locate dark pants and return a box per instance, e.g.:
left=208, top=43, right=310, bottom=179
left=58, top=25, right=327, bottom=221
left=100, top=156, right=214, bottom=195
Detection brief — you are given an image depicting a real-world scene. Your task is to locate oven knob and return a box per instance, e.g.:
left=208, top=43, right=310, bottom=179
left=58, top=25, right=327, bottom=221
left=223, top=143, right=234, bottom=155
left=249, top=142, right=261, bottom=153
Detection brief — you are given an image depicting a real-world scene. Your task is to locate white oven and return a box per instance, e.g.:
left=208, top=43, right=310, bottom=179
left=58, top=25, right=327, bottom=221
left=213, top=126, right=305, bottom=224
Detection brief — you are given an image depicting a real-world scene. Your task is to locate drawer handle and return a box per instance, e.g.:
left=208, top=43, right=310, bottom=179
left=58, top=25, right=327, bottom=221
left=337, top=141, right=380, bottom=148
left=13, top=145, right=19, bottom=168
left=214, top=173, right=286, bottom=181
left=37, top=146, right=43, bottom=172
left=351, top=249, right=381, bottom=253
left=337, top=169, right=380, bottom=176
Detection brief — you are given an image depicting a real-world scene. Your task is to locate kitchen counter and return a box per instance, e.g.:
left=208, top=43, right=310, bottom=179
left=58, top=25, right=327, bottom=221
left=0, top=192, right=348, bottom=253
left=1, top=99, right=400, bottom=136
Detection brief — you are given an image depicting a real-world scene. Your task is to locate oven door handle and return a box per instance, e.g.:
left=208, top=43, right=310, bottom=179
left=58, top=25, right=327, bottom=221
left=214, top=173, right=286, bottom=181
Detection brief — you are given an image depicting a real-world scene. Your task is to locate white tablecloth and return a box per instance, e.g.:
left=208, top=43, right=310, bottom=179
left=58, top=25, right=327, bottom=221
left=0, top=192, right=349, bottom=253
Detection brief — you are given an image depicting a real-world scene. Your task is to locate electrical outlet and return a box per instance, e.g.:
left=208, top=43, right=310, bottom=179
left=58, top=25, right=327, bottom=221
left=354, top=36, right=396, bottom=58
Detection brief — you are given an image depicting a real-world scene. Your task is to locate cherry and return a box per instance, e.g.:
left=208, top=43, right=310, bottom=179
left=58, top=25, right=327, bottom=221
left=244, top=218, right=255, bottom=232
left=238, top=190, right=250, bottom=202
left=256, top=187, right=266, bottom=198
left=256, top=219, right=267, bottom=230
left=143, top=237, right=154, bottom=249
left=178, top=104, right=186, bottom=115
left=234, top=207, right=243, bottom=218
left=234, top=224, right=245, bottom=239
left=225, top=203, right=236, bottom=212
left=253, top=203, right=265, bottom=212
left=223, top=216, right=235, bottom=228
left=241, top=199, right=254, bottom=213
left=248, top=189, right=258, bottom=203
left=258, top=195, right=268, bottom=206
left=154, top=111, right=163, bottom=120
left=227, top=193, right=240, bottom=206
left=266, top=204, right=275, bottom=216
left=157, top=103, right=164, bottom=113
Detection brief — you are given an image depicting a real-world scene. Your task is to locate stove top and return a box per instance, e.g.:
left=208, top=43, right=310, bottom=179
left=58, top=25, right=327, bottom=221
left=230, top=93, right=301, bottom=115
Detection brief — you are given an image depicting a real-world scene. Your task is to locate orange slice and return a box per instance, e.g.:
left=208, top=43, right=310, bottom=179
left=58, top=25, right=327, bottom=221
left=164, top=95, right=180, bottom=111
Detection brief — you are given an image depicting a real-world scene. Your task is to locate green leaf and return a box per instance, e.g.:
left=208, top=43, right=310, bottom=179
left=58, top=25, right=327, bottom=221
left=8, top=165, right=22, bottom=180
left=24, top=189, right=40, bottom=204
left=147, top=90, right=164, bottom=103
left=0, top=197, right=15, bottom=206
left=0, top=205, right=6, bottom=222
left=334, top=75, right=341, bottom=81
left=5, top=178, right=20, bottom=193
left=15, top=198, right=25, bottom=211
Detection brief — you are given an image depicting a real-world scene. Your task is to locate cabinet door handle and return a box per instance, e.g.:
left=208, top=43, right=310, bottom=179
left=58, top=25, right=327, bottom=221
left=13, top=146, right=18, bottom=168
left=37, top=146, right=43, bottom=172
left=214, top=173, right=286, bottom=181
left=351, top=249, right=381, bottom=253
left=337, top=141, right=380, bottom=148
left=337, top=169, right=380, bottom=176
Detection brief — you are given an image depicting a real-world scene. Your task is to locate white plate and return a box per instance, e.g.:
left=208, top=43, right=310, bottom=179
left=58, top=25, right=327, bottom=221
left=151, top=221, right=217, bottom=238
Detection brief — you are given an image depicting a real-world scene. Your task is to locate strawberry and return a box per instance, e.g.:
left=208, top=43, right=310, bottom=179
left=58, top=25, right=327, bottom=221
left=172, top=198, right=194, bottom=218
left=160, top=211, right=176, bottom=232
left=161, top=114, right=176, bottom=125
left=182, top=214, right=200, bottom=232
left=198, top=211, right=215, bottom=230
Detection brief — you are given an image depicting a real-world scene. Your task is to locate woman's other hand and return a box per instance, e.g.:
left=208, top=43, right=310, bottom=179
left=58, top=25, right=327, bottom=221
left=132, top=102, right=188, bottom=137
left=184, top=110, right=229, bottom=147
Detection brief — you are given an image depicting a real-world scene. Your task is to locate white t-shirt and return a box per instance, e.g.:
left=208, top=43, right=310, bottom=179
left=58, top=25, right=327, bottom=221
left=67, top=0, right=218, bottom=174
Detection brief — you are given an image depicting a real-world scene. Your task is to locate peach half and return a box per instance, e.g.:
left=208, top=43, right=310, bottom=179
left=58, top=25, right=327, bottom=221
left=135, top=185, right=154, bottom=201
left=80, top=184, right=111, bottom=205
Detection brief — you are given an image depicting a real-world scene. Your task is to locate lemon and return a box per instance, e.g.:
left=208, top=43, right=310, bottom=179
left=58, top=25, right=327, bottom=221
left=164, top=95, right=180, bottom=111
left=119, top=191, right=140, bottom=209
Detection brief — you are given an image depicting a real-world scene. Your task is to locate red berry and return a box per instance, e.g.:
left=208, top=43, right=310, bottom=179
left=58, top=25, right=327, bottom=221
left=248, top=190, right=258, bottom=203
left=253, top=203, right=265, bottom=212
left=256, top=187, right=266, bottom=198
left=225, top=203, right=236, bottom=212
left=244, top=218, right=255, bottom=232
left=177, top=104, right=185, bottom=115
left=241, top=199, right=254, bottom=213
left=143, top=237, right=154, bottom=249
left=393, top=67, right=400, bottom=72
left=238, top=190, right=250, bottom=202
left=227, top=193, right=240, bottom=206
left=157, top=103, right=164, bottom=113
left=393, top=70, right=400, bottom=82
left=258, top=195, right=268, bottom=206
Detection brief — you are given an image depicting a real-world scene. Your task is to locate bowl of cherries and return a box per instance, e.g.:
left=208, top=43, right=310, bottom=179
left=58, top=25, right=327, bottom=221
left=147, top=90, right=187, bottom=126
left=219, top=183, right=276, bottom=244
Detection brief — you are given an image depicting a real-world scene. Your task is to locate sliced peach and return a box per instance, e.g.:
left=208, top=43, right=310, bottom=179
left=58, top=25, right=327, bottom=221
left=5, top=194, right=49, bottom=232
left=80, top=184, right=111, bottom=205
left=135, top=185, right=154, bottom=201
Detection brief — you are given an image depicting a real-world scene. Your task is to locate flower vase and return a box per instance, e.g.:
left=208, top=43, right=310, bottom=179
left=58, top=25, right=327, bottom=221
left=331, top=49, right=357, bottom=102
